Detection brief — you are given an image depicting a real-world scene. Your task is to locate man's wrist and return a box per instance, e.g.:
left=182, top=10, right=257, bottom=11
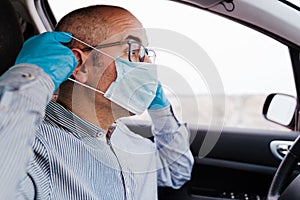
left=148, top=105, right=181, bottom=134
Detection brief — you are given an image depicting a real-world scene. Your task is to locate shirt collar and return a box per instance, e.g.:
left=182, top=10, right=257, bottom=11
left=45, top=101, right=106, bottom=138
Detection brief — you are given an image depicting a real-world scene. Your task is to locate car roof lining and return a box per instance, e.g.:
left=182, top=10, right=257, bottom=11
left=18, top=0, right=300, bottom=49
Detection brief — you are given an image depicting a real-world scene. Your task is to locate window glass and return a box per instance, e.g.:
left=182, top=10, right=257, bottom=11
left=48, top=0, right=296, bottom=131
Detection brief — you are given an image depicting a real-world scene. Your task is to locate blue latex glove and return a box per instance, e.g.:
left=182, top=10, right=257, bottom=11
left=148, top=82, right=170, bottom=110
left=15, top=32, right=78, bottom=91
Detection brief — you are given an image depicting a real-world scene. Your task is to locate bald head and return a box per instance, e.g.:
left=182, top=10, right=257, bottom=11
left=55, top=5, right=143, bottom=48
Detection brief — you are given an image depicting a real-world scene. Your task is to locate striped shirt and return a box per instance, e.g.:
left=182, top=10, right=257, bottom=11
left=0, top=65, right=194, bottom=200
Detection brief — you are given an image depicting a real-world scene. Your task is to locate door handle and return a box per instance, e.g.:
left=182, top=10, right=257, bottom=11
left=270, top=140, right=293, bottom=160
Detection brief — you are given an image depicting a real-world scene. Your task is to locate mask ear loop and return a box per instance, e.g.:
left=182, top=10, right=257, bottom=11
left=61, top=32, right=115, bottom=95
left=68, top=34, right=114, bottom=59
left=67, top=78, right=105, bottom=95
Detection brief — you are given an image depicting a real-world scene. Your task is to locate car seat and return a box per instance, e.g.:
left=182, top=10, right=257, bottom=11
left=0, top=0, right=24, bottom=76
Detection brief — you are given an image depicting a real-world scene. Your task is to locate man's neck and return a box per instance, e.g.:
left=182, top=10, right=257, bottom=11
left=56, top=96, right=115, bottom=132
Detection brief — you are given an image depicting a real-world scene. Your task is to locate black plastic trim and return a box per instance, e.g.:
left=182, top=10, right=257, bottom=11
left=41, top=0, right=56, bottom=29
left=279, top=0, right=300, bottom=12
left=195, top=157, right=278, bottom=175
left=290, top=48, right=300, bottom=100
left=34, top=0, right=55, bottom=31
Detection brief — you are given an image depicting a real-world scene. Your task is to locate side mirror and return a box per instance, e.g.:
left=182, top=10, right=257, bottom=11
left=263, top=93, right=297, bottom=130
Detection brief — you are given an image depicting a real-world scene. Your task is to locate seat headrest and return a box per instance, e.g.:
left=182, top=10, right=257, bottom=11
left=0, top=0, right=24, bottom=76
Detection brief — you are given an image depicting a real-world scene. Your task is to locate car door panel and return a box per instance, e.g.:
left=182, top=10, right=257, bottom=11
left=157, top=127, right=300, bottom=200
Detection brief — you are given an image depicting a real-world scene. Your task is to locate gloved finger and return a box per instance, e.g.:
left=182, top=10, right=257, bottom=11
left=148, top=82, right=170, bottom=110
left=53, top=31, right=73, bottom=43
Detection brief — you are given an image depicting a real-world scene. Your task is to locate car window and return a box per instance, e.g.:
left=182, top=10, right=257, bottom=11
left=48, top=0, right=296, bottom=131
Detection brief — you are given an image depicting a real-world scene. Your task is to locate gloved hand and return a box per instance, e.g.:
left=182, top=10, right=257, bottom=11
left=15, top=32, right=78, bottom=91
left=148, top=82, right=170, bottom=110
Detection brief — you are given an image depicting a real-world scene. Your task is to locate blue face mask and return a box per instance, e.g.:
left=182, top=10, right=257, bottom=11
left=104, top=57, right=158, bottom=114
left=69, top=57, right=158, bottom=115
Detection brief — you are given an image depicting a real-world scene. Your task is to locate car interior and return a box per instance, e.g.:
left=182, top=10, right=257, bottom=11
left=2, top=0, right=300, bottom=199
left=0, top=0, right=23, bottom=75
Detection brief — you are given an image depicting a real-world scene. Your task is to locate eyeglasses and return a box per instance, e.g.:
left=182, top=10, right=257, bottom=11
left=81, top=40, right=156, bottom=63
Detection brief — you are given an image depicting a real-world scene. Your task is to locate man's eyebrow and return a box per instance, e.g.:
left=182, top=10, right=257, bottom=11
left=125, top=35, right=142, bottom=43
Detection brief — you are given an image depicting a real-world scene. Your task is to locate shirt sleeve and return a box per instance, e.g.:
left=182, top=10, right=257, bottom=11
left=148, top=106, right=194, bottom=189
left=0, top=64, right=53, bottom=199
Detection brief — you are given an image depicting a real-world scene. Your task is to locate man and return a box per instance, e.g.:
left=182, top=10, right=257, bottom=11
left=0, top=5, right=193, bottom=200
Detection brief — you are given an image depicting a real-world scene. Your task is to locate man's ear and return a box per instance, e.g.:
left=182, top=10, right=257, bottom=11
left=71, top=48, right=88, bottom=83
